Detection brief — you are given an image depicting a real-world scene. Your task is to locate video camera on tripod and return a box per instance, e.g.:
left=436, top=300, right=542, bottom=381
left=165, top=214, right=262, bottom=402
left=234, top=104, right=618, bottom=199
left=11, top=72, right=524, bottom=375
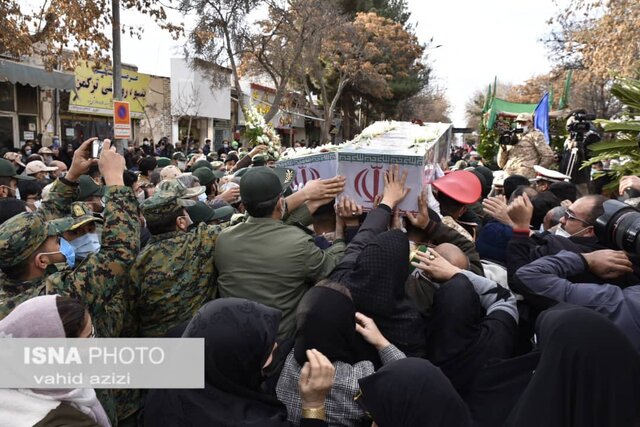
left=564, top=110, right=601, bottom=179
left=567, top=110, right=597, bottom=143
left=499, top=128, right=524, bottom=145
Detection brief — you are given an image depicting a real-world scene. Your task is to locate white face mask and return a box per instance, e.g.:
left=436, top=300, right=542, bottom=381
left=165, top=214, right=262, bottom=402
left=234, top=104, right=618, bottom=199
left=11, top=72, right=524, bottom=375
left=136, top=190, right=146, bottom=202
left=15, top=188, right=20, bottom=200
left=517, top=124, right=529, bottom=133
left=34, top=200, right=42, bottom=210
left=197, top=193, right=207, bottom=203
left=177, top=161, right=186, bottom=171
left=554, top=225, right=590, bottom=238
left=69, top=233, right=101, bottom=259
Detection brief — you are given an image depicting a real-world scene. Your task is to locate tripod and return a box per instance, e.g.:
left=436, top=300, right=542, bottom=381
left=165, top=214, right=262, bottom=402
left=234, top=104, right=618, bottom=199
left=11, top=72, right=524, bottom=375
left=565, top=147, right=579, bottom=178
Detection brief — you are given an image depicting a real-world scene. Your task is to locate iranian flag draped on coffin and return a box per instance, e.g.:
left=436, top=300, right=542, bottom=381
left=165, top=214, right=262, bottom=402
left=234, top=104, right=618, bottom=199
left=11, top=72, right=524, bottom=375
left=276, top=121, right=452, bottom=212
left=338, top=121, right=452, bottom=212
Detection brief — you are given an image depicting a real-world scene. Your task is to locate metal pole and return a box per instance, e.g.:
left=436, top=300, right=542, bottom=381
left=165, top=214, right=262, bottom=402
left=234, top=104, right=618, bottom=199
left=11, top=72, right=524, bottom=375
left=111, top=0, right=124, bottom=154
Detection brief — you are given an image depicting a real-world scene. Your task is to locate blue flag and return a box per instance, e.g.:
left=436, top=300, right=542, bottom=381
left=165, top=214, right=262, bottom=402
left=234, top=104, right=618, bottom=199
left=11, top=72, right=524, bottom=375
left=534, top=92, right=550, bottom=144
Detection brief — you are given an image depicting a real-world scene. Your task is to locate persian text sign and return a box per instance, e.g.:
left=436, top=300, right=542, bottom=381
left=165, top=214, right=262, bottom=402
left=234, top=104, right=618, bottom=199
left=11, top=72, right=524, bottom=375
left=113, top=101, right=131, bottom=139
left=277, top=152, right=338, bottom=190
left=70, top=62, right=151, bottom=118
left=0, top=338, right=204, bottom=389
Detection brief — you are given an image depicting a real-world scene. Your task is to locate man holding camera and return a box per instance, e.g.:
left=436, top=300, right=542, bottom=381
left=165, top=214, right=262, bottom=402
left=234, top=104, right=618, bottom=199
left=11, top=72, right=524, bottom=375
left=498, top=113, right=555, bottom=179
left=561, top=110, right=600, bottom=196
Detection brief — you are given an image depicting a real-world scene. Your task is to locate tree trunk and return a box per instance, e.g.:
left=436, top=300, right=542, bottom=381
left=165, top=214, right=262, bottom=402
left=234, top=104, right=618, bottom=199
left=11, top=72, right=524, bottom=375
left=223, top=25, right=246, bottom=114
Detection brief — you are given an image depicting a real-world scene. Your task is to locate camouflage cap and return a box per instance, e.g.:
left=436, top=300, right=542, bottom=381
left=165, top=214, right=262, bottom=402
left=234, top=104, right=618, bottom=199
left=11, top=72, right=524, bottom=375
left=3, top=152, right=25, bottom=167
left=160, top=165, right=182, bottom=181
left=78, top=175, right=105, bottom=201
left=211, top=161, right=224, bottom=171
left=69, top=202, right=103, bottom=230
left=141, top=179, right=205, bottom=223
left=0, top=212, right=75, bottom=268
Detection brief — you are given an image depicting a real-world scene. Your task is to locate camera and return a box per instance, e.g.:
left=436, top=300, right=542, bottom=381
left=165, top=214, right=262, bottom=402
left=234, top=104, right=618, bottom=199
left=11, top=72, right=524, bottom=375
left=567, top=110, right=598, bottom=143
left=499, top=128, right=524, bottom=145
left=595, top=199, right=640, bottom=253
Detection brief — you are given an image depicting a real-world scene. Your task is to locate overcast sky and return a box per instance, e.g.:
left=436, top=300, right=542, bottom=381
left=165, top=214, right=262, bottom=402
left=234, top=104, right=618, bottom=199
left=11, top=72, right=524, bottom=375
left=118, top=0, right=567, bottom=127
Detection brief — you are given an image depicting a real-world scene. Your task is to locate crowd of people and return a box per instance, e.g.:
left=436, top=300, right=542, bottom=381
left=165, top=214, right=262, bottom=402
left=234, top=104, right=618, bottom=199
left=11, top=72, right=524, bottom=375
left=1, top=125, right=640, bottom=427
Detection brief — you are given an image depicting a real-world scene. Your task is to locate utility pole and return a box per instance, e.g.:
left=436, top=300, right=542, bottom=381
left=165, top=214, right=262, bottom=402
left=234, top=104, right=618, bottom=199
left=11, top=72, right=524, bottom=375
left=112, top=0, right=124, bottom=154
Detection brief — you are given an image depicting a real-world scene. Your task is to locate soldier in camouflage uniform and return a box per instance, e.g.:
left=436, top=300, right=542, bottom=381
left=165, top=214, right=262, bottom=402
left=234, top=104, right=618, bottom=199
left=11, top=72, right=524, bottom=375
left=125, top=178, right=222, bottom=339
left=0, top=138, right=139, bottom=426
left=497, top=112, right=555, bottom=179
left=118, top=179, right=221, bottom=423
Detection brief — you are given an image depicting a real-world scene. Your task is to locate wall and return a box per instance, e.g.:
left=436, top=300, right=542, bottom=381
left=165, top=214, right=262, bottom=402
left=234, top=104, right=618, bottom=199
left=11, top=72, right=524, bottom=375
left=136, top=76, right=172, bottom=143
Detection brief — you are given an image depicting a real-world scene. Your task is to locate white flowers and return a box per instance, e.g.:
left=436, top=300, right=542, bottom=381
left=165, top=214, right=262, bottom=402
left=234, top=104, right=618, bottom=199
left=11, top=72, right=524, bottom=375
left=244, top=103, right=281, bottom=150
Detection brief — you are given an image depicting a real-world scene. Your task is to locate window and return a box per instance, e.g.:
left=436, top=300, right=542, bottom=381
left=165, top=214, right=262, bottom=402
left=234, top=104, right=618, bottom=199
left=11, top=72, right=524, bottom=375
left=16, top=84, right=38, bottom=114
left=0, top=82, right=15, bottom=112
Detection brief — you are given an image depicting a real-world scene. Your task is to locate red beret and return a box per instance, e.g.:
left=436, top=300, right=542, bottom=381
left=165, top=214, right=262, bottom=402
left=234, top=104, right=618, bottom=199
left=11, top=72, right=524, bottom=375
left=433, top=170, right=482, bottom=204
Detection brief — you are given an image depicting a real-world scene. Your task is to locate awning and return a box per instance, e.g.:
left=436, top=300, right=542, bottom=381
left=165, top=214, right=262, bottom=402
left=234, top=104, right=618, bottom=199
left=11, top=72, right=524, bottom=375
left=0, top=59, right=76, bottom=92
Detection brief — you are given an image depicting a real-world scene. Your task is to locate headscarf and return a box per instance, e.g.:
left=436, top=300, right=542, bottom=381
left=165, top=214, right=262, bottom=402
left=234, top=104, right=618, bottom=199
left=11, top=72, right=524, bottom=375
left=0, top=296, right=110, bottom=427
left=145, top=298, right=289, bottom=427
left=338, top=230, right=426, bottom=356
left=505, top=306, right=640, bottom=427
left=342, top=230, right=409, bottom=310
left=357, top=358, right=471, bottom=427
left=293, top=285, right=374, bottom=366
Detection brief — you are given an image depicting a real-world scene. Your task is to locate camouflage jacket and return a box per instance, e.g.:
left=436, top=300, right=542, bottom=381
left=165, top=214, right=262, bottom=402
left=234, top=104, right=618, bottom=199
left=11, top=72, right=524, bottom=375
left=497, top=129, right=555, bottom=178
left=115, top=222, right=222, bottom=421
left=0, top=179, right=140, bottom=426
left=0, top=179, right=140, bottom=336
left=125, top=222, right=222, bottom=338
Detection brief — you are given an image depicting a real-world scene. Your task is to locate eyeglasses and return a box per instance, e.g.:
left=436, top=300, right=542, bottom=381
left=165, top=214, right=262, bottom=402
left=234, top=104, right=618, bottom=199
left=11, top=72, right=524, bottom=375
left=563, top=209, right=592, bottom=226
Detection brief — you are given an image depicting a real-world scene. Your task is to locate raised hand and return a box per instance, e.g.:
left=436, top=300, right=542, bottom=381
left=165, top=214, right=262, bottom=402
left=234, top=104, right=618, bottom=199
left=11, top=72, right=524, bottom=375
left=66, top=137, right=99, bottom=181
left=407, top=190, right=430, bottom=229
left=380, top=165, right=409, bottom=209
left=98, top=139, right=125, bottom=186
left=299, top=349, right=335, bottom=409
left=355, top=312, right=390, bottom=351
left=411, top=248, right=462, bottom=282
left=507, top=193, right=534, bottom=230
left=483, top=195, right=514, bottom=227
left=583, top=250, right=633, bottom=280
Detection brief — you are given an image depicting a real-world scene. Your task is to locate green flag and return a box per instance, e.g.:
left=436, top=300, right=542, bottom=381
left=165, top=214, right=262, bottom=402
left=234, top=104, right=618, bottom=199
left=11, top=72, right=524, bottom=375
left=492, top=76, right=497, bottom=100
left=549, top=86, right=554, bottom=109
left=558, top=70, right=573, bottom=109
left=482, top=84, right=491, bottom=113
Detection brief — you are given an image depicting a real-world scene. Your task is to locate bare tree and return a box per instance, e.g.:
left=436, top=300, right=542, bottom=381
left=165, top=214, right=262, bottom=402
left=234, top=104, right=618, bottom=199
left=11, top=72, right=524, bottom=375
left=179, top=0, right=262, bottom=117
left=171, top=81, right=202, bottom=141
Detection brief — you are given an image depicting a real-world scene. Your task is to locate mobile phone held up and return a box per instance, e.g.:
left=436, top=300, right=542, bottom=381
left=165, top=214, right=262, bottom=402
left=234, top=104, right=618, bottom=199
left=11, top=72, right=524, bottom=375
left=92, top=139, right=106, bottom=158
